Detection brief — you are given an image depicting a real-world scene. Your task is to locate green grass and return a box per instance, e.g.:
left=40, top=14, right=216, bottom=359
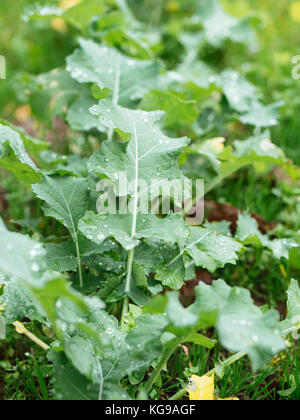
left=0, top=329, right=52, bottom=400
left=148, top=339, right=299, bottom=401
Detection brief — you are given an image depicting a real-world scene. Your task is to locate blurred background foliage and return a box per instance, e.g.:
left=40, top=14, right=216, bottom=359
left=0, top=0, right=300, bottom=162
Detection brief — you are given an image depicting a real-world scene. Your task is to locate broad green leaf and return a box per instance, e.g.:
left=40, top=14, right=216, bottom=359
left=33, top=176, right=89, bottom=237
left=0, top=219, right=47, bottom=285
left=67, top=92, right=106, bottom=132
left=169, top=60, right=217, bottom=90
left=218, top=70, right=282, bottom=127
left=0, top=119, right=49, bottom=160
left=196, top=0, right=256, bottom=47
left=239, top=101, right=283, bottom=127
left=144, top=291, right=216, bottom=338
left=140, top=90, right=199, bottom=129
left=46, top=242, right=78, bottom=272
left=281, top=279, right=300, bottom=335
left=62, top=0, right=105, bottom=32
left=33, top=176, right=90, bottom=286
left=0, top=121, right=41, bottom=184
left=180, top=227, right=243, bottom=272
left=218, top=70, right=262, bottom=114
left=195, top=133, right=300, bottom=193
left=49, top=352, right=100, bottom=401
left=66, top=38, right=161, bottom=107
left=0, top=220, right=102, bottom=343
left=79, top=211, right=189, bottom=251
left=88, top=99, right=189, bottom=194
left=46, top=237, right=116, bottom=272
left=156, top=256, right=186, bottom=290
left=217, top=288, right=285, bottom=370
left=27, top=70, right=80, bottom=121
left=191, top=280, right=285, bottom=370
left=0, top=277, right=46, bottom=324
left=236, top=212, right=298, bottom=259
left=204, top=220, right=232, bottom=237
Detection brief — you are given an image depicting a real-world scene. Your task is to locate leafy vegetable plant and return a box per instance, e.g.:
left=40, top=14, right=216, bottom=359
left=0, top=0, right=299, bottom=400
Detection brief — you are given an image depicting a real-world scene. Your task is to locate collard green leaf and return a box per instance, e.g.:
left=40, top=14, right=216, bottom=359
left=191, top=280, right=285, bottom=370
left=0, top=219, right=47, bottom=285
left=281, top=279, right=300, bottom=335
left=0, top=278, right=46, bottom=324
left=145, top=279, right=285, bottom=368
left=62, top=0, right=105, bottom=32
left=218, top=69, right=262, bottom=114
left=46, top=242, right=78, bottom=272
left=49, top=352, right=100, bottom=401
left=239, top=101, right=283, bottom=127
left=156, top=256, right=186, bottom=290
left=236, top=212, right=297, bottom=259
left=28, top=70, right=80, bottom=122
left=0, top=119, right=49, bottom=159
left=46, top=237, right=115, bottom=272
left=180, top=227, right=243, bottom=272
left=140, top=90, right=199, bottom=129
left=33, top=176, right=89, bottom=237
left=79, top=211, right=189, bottom=251
left=218, top=70, right=282, bottom=127
left=0, top=121, right=41, bottom=184
left=67, top=92, right=106, bottom=132
left=196, top=133, right=300, bottom=192
left=67, top=38, right=161, bottom=107
left=196, top=0, right=256, bottom=48
left=88, top=99, right=189, bottom=193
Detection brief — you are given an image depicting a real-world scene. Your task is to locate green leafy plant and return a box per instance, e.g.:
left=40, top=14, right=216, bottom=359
left=0, top=0, right=299, bottom=400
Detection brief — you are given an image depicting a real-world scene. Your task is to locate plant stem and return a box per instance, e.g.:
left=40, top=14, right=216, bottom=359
left=108, top=55, right=121, bottom=142
left=13, top=321, right=50, bottom=351
left=120, top=295, right=130, bottom=327
left=169, top=351, right=247, bottom=400
left=74, top=231, right=83, bottom=288
left=143, top=338, right=182, bottom=395
left=120, top=114, right=139, bottom=326
left=183, top=163, right=248, bottom=218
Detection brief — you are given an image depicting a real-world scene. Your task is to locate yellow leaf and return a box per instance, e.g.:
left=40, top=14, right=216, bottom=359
left=188, top=374, right=215, bottom=400
left=51, top=18, right=67, bottom=33
left=289, top=1, right=300, bottom=22
left=188, top=373, right=239, bottom=400
left=280, top=264, right=287, bottom=278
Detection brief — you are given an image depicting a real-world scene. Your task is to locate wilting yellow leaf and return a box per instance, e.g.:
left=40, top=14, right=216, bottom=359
left=188, top=374, right=215, bottom=400
left=188, top=373, right=239, bottom=400
left=289, top=1, right=300, bottom=22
